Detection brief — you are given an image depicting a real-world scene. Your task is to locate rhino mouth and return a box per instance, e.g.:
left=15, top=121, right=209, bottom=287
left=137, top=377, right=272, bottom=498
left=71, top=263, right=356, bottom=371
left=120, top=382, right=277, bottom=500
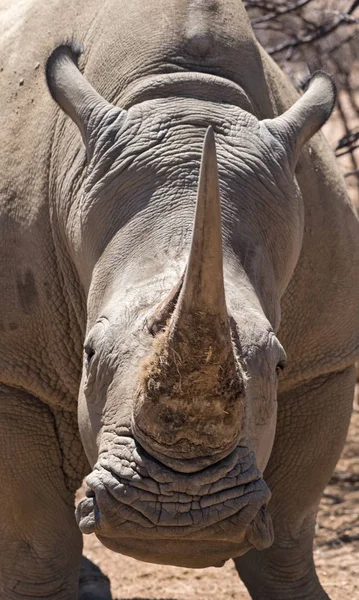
left=76, top=438, right=273, bottom=567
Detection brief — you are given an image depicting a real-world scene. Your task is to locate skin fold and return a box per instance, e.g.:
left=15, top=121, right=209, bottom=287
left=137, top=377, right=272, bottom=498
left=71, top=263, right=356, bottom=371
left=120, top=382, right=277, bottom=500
left=0, top=0, right=359, bottom=598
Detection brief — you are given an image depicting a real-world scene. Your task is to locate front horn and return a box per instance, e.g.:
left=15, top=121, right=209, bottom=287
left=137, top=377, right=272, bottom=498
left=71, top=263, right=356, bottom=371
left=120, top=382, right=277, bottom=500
left=133, top=127, right=246, bottom=472
left=172, top=125, right=229, bottom=332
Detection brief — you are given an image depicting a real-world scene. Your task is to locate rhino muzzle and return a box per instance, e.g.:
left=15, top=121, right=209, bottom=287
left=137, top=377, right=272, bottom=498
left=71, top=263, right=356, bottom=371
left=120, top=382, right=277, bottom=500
left=132, top=127, right=246, bottom=469
left=76, top=439, right=273, bottom=568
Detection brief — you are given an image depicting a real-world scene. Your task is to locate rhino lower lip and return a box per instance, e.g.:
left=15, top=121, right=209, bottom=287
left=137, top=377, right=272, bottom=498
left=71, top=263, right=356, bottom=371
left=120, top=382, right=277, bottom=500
left=77, top=482, right=272, bottom=551
left=76, top=442, right=273, bottom=553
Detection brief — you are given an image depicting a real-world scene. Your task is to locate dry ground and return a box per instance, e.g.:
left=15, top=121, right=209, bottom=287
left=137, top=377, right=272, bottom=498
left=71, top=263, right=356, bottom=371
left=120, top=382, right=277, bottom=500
left=80, top=388, right=359, bottom=600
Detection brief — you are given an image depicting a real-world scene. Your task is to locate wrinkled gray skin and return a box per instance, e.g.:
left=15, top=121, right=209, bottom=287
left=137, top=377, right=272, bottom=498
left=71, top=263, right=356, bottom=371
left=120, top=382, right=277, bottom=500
left=1, top=0, right=359, bottom=599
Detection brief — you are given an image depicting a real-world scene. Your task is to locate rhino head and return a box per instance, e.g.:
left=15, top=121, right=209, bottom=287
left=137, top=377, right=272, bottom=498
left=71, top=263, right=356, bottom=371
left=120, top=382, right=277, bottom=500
left=46, top=44, right=335, bottom=568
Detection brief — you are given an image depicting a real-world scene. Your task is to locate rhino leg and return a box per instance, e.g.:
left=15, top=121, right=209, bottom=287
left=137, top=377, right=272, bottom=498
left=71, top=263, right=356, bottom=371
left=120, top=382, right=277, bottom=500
left=0, top=384, right=82, bottom=599
left=78, top=557, right=112, bottom=600
left=235, top=366, right=355, bottom=600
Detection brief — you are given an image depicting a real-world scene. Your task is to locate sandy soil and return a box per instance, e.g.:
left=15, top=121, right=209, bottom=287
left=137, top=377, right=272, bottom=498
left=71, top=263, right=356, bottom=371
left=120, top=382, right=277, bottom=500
left=80, top=387, right=359, bottom=600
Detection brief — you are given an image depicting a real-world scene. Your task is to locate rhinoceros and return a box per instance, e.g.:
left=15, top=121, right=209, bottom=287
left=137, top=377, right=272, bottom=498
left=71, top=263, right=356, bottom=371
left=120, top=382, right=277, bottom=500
left=1, top=0, right=358, bottom=598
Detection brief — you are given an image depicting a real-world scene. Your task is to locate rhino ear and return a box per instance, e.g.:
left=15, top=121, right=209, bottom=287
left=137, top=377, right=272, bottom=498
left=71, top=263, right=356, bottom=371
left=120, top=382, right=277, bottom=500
left=46, top=42, right=125, bottom=147
left=264, top=72, right=336, bottom=163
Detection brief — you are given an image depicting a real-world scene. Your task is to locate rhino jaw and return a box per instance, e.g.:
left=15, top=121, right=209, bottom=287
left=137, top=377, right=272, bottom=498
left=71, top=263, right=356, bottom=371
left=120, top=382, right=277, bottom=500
left=76, top=440, right=273, bottom=568
left=132, top=127, right=246, bottom=469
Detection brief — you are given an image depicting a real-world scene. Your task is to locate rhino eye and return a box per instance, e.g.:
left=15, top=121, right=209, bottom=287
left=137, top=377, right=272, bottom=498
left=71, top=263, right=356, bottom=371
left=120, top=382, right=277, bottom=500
left=276, top=360, right=286, bottom=378
left=84, top=344, right=95, bottom=366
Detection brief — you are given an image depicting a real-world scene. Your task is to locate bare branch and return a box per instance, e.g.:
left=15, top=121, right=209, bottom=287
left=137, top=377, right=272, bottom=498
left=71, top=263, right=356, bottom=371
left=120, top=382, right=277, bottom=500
left=335, top=131, right=359, bottom=152
left=246, top=0, right=359, bottom=203
left=267, top=0, right=359, bottom=56
left=336, top=145, right=359, bottom=158
left=327, top=31, right=359, bottom=56
left=250, top=0, right=314, bottom=25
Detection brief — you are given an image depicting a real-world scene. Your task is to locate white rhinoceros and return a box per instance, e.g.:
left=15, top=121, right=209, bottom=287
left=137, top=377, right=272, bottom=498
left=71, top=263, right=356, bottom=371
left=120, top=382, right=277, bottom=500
left=1, top=0, right=358, bottom=599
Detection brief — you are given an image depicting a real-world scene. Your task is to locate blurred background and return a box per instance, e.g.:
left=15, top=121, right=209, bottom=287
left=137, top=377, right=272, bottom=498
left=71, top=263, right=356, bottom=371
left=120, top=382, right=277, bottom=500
left=246, top=0, right=359, bottom=209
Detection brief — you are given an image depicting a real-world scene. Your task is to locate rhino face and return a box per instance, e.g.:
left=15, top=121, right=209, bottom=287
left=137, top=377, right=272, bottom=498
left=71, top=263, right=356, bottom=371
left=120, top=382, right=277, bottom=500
left=47, top=45, right=335, bottom=567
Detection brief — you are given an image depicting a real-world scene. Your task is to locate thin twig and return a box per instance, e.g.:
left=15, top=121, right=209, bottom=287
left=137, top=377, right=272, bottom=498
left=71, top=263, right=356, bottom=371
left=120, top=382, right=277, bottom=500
left=251, top=0, right=314, bottom=25
left=328, top=31, right=359, bottom=56
left=336, top=131, right=359, bottom=152
left=267, top=0, right=359, bottom=56
left=337, top=145, right=359, bottom=158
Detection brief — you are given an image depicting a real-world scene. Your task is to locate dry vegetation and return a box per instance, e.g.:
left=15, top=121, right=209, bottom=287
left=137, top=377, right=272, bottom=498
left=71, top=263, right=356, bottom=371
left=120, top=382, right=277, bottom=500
left=246, top=0, right=359, bottom=208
